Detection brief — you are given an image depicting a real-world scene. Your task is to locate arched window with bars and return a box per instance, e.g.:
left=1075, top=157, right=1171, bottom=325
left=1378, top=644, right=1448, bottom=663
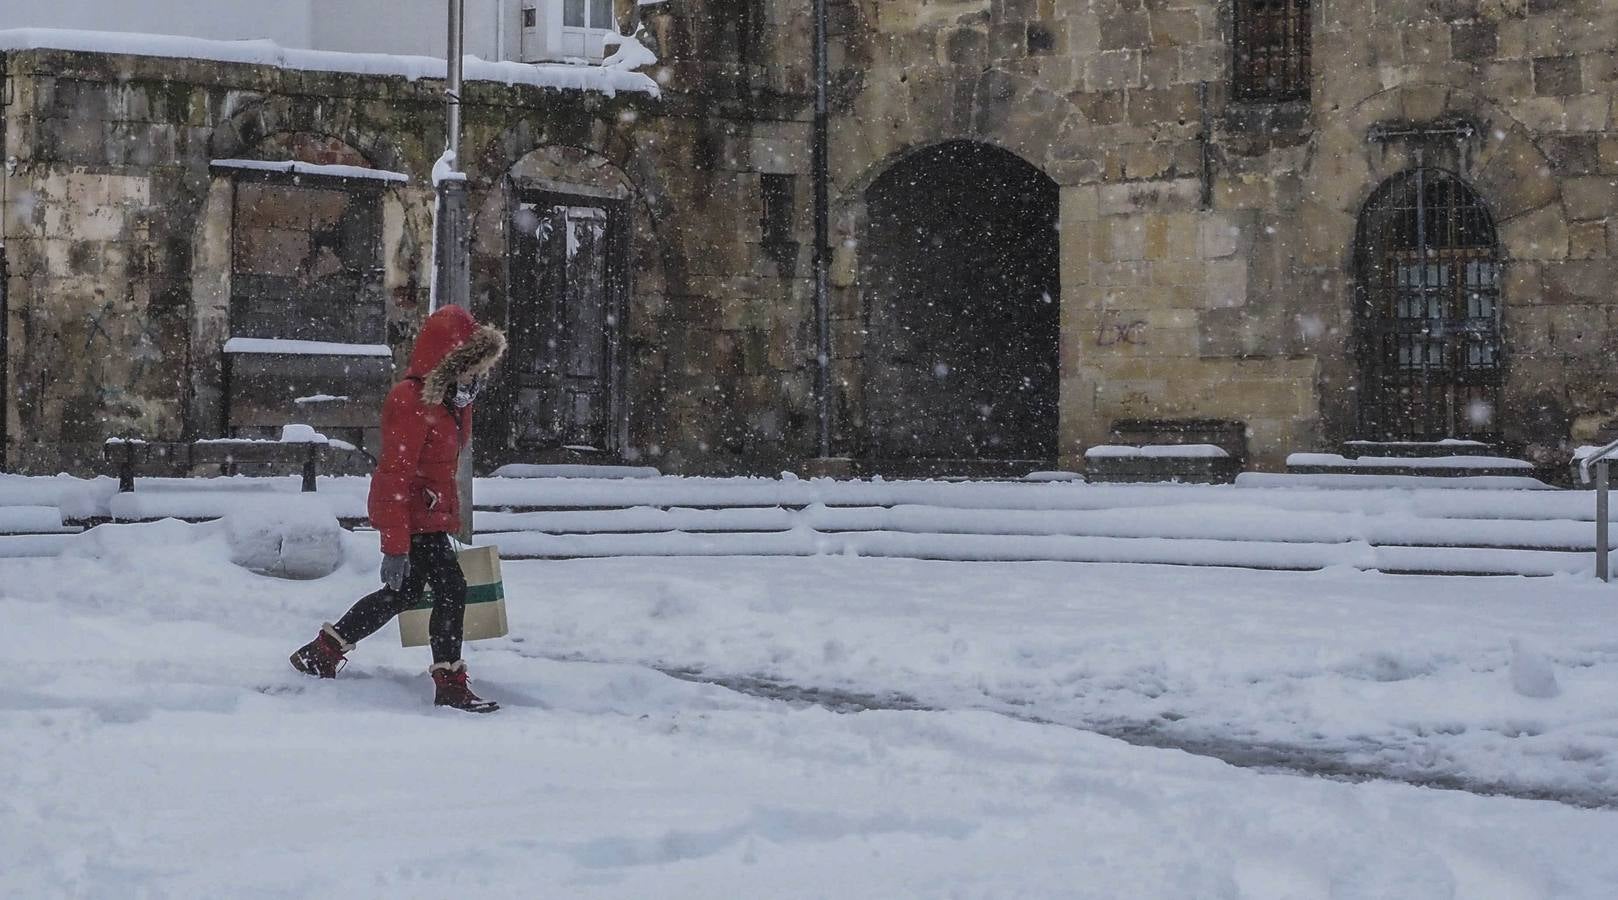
left=1233, top=0, right=1312, bottom=101
left=1354, top=168, right=1504, bottom=441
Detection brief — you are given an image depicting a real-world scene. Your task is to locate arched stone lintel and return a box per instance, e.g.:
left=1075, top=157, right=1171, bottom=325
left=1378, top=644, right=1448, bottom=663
left=1312, top=82, right=1569, bottom=267
left=833, top=67, right=1085, bottom=200
left=208, top=96, right=406, bottom=172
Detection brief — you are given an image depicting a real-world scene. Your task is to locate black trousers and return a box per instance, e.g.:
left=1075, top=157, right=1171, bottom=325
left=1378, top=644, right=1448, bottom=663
left=334, top=532, right=467, bottom=664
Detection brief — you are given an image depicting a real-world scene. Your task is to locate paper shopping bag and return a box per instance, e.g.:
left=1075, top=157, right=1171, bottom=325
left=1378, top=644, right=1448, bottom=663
left=398, top=544, right=509, bottom=647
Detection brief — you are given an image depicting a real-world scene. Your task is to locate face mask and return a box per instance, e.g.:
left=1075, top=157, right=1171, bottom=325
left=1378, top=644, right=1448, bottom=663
left=452, top=374, right=485, bottom=408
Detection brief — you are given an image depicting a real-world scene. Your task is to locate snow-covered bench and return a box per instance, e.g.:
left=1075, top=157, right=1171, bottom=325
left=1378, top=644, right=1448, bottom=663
left=104, top=427, right=364, bottom=493
left=1287, top=452, right=1537, bottom=480
left=1083, top=444, right=1238, bottom=484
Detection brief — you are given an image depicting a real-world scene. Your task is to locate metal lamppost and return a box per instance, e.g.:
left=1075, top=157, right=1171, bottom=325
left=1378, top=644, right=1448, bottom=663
left=436, top=0, right=476, bottom=543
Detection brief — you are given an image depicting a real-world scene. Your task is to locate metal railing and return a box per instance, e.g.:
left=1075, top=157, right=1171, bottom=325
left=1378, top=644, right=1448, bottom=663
left=1579, top=437, right=1618, bottom=582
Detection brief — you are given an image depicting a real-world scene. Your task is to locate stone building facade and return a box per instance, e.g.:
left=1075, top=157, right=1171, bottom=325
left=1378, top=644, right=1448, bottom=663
left=827, top=0, right=1618, bottom=471
left=0, top=2, right=825, bottom=475
left=2, top=0, right=1616, bottom=477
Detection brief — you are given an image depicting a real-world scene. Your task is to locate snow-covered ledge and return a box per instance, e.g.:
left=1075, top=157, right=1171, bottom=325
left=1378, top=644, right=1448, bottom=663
left=0, top=27, right=659, bottom=98
left=211, top=159, right=410, bottom=183
left=223, top=337, right=393, bottom=357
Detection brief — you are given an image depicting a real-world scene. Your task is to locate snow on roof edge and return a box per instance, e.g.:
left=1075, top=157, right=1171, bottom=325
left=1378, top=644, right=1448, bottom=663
left=0, top=28, right=659, bottom=99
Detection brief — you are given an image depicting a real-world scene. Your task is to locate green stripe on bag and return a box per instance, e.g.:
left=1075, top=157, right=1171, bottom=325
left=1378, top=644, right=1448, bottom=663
left=397, top=544, right=509, bottom=648
left=406, top=581, right=504, bottom=611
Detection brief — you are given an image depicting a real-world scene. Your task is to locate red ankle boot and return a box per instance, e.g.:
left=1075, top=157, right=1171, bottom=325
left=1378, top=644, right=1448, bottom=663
left=289, top=624, right=352, bottom=678
left=431, top=661, right=499, bottom=713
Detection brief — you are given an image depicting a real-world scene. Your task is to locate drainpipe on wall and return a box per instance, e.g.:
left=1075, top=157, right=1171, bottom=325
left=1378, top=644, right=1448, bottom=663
left=0, top=53, right=10, bottom=472
left=811, top=0, right=831, bottom=460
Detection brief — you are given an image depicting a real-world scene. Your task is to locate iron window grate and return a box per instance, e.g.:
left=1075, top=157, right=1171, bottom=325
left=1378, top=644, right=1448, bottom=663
left=1356, top=168, right=1503, bottom=442
left=1234, top=0, right=1312, bottom=101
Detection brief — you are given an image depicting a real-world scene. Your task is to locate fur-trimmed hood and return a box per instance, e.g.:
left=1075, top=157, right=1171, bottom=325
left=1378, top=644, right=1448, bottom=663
left=406, top=306, right=507, bottom=404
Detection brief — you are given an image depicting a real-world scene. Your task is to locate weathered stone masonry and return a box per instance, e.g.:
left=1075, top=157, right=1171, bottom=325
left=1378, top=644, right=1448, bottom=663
left=0, top=0, right=823, bottom=475
left=2, top=0, right=1616, bottom=477
left=826, top=0, right=1618, bottom=470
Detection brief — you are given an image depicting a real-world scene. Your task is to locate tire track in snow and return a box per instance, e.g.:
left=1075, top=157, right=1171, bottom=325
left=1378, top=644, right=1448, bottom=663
left=659, top=668, right=1618, bottom=809
left=501, top=646, right=1610, bottom=810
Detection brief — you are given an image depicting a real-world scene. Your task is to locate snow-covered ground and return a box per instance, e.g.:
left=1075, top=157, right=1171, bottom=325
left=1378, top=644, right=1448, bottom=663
left=7, top=519, right=1618, bottom=897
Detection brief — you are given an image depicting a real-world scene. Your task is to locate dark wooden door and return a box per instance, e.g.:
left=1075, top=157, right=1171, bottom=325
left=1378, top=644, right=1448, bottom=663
left=496, top=190, right=627, bottom=459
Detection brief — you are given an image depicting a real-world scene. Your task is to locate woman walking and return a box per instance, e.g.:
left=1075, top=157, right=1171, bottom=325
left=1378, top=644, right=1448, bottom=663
left=290, top=305, right=506, bottom=713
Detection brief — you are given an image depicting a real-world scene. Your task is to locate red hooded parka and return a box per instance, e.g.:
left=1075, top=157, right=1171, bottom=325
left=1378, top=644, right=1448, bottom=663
left=367, top=306, right=507, bottom=556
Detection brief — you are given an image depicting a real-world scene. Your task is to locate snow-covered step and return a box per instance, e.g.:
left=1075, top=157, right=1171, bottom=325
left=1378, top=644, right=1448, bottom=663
left=475, top=503, right=1605, bottom=552
left=480, top=528, right=1608, bottom=577
left=0, top=533, right=80, bottom=558
left=0, top=505, right=79, bottom=534
left=477, top=477, right=1585, bottom=517
left=483, top=529, right=1366, bottom=570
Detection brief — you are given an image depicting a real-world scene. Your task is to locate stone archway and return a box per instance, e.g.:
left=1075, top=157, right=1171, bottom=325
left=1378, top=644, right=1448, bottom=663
left=1303, top=83, right=1572, bottom=448
left=859, top=140, right=1060, bottom=469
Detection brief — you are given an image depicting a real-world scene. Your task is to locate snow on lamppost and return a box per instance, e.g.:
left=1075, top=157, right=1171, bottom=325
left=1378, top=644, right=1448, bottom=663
left=434, top=0, right=475, bottom=543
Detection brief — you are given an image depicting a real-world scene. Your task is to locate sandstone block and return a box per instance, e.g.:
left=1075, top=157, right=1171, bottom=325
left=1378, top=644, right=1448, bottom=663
left=1500, top=205, right=1570, bottom=262
left=1532, top=56, right=1582, bottom=96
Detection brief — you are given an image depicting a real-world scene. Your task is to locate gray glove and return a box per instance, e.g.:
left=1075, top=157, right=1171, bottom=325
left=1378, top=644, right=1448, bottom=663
left=381, top=554, right=410, bottom=591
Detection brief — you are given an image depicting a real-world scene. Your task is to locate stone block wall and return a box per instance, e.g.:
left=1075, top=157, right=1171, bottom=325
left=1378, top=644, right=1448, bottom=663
left=829, top=0, right=1618, bottom=470
left=0, top=15, right=820, bottom=475
left=4, top=0, right=1614, bottom=477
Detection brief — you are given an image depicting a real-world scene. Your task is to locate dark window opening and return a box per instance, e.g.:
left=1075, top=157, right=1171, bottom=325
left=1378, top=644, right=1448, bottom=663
left=759, top=173, right=798, bottom=276
left=760, top=174, right=795, bottom=245
left=1027, top=24, right=1056, bottom=56
left=522, top=6, right=536, bottom=29
left=1355, top=168, right=1502, bottom=442
left=1234, top=0, right=1311, bottom=101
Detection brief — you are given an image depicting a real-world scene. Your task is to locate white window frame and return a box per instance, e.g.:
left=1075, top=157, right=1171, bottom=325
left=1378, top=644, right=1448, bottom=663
left=521, top=0, right=615, bottom=63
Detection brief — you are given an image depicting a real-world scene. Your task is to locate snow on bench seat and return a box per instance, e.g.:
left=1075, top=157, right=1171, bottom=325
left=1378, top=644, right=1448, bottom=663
left=489, top=464, right=661, bottom=479
left=1240, top=472, right=1552, bottom=491
left=1086, top=444, right=1229, bottom=458
left=1288, top=453, right=1534, bottom=470
left=107, top=484, right=367, bottom=522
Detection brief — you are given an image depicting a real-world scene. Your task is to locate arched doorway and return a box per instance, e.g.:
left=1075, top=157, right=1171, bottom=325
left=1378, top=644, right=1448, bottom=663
left=861, top=141, right=1060, bottom=469
left=473, top=146, right=647, bottom=470
left=1355, top=168, right=1503, bottom=441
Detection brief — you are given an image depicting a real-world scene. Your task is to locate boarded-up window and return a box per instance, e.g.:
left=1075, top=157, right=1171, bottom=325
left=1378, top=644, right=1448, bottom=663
left=229, top=175, right=385, bottom=343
